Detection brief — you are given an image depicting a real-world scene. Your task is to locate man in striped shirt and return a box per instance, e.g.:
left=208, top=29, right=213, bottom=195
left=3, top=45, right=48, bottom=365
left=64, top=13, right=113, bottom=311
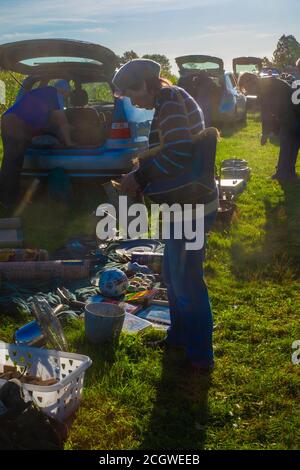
left=134, top=85, right=205, bottom=189
left=113, top=59, right=217, bottom=374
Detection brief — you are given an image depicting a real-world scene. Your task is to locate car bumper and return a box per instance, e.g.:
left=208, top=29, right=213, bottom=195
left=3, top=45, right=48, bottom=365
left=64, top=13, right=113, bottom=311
left=22, top=146, right=139, bottom=178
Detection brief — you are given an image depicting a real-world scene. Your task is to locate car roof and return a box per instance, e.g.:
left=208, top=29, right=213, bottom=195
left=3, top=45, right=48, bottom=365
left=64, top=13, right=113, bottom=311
left=0, top=38, right=119, bottom=82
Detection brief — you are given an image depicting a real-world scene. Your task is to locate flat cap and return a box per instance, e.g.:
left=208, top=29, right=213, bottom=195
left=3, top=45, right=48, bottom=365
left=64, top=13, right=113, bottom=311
left=112, top=59, right=161, bottom=96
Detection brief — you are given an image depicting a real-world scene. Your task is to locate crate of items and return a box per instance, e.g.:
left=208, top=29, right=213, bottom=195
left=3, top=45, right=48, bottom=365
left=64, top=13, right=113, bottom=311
left=0, top=341, right=92, bottom=422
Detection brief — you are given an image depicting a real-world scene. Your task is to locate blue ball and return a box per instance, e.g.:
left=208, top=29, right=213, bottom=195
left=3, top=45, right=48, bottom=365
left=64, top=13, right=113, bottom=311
left=99, top=268, right=129, bottom=298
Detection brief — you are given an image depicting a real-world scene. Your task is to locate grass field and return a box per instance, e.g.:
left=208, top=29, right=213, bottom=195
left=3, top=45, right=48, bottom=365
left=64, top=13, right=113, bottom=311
left=0, top=115, right=300, bottom=450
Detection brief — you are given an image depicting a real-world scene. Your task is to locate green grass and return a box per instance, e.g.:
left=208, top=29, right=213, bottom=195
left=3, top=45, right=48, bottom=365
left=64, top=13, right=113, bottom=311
left=0, top=115, right=300, bottom=450
left=0, top=71, right=24, bottom=115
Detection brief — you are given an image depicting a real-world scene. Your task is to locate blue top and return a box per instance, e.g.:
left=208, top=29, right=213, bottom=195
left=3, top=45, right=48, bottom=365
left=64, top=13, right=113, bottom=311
left=14, top=77, right=35, bottom=103
left=4, top=86, right=60, bottom=130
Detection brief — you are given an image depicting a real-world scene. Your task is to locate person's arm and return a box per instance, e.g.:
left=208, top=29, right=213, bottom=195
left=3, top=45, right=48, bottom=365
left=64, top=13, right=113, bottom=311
left=14, top=77, right=35, bottom=103
left=50, top=110, right=76, bottom=147
left=42, top=87, right=75, bottom=147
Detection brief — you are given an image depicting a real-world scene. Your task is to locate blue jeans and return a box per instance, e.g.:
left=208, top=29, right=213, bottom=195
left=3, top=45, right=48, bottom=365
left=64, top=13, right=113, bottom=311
left=163, top=211, right=216, bottom=368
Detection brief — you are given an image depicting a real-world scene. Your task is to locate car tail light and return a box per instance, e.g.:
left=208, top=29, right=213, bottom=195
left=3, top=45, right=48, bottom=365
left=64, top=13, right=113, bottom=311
left=109, top=122, right=131, bottom=139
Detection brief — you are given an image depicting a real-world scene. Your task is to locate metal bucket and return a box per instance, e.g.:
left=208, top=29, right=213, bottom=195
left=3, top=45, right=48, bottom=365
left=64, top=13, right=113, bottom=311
left=222, top=167, right=250, bottom=181
left=217, top=199, right=236, bottom=223
left=221, top=159, right=251, bottom=181
left=221, top=159, right=248, bottom=168
left=84, top=302, right=125, bottom=344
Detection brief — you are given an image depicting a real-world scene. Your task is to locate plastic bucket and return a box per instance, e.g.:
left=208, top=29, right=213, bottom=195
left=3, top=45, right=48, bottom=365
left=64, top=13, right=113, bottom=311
left=84, top=302, right=125, bottom=344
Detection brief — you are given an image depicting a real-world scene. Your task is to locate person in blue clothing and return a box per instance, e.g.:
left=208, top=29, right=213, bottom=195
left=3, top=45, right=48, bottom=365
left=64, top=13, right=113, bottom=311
left=0, top=81, right=74, bottom=207
left=15, top=78, right=70, bottom=106
left=14, top=77, right=36, bottom=103
left=112, top=59, right=218, bottom=374
left=53, top=80, right=71, bottom=109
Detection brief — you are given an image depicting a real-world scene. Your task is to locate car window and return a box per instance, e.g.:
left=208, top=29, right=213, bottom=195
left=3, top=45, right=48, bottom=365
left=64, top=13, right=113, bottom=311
left=82, top=82, right=114, bottom=104
left=236, top=64, right=260, bottom=74
left=20, top=57, right=103, bottom=67
left=181, top=61, right=220, bottom=71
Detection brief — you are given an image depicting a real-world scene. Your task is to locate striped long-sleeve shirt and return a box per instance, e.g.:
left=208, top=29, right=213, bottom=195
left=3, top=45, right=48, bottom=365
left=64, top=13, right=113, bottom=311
left=134, top=85, right=205, bottom=189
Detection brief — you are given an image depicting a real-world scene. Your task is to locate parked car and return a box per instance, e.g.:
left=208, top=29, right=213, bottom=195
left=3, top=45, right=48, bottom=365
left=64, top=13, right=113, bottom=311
left=232, top=56, right=264, bottom=111
left=0, top=39, right=154, bottom=179
left=260, top=67, right=280, bottom=78
left=175, top=55, right=247, bottom=125
left=282, top=65, right=300, bottom=80
left=232, top=56, right=262, bottom=80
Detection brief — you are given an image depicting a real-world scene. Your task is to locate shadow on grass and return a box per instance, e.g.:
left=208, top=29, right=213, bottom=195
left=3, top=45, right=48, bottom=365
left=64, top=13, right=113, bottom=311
left=277, top=178, right=300, bottom=268
left=231, top=177, right=300, bottom=282
left=219, top=119, right=248, bottom=139
left=12, top=178, right=106, bottom=252
left=31, top=177, right=106, bottom=212
left=250, top=112, right=261, bottom=122
left=139, top=350, right=211, bottom=450
left=70, top=330, right=122, bottom=387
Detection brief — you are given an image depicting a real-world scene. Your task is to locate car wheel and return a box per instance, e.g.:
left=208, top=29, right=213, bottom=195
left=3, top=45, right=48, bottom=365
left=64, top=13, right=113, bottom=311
left=236, top=104, right=246, bottom=123
left=234, top=105, right=239, bottom=122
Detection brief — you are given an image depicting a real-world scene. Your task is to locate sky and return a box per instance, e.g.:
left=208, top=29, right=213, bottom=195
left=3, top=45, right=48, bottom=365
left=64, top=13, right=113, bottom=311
left=0, top=0, right=299, bottom=74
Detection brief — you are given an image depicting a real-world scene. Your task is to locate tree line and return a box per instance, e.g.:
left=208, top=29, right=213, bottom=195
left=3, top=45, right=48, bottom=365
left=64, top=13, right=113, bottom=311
left=119, top=34, right=300, bottom=78
left=262, top=34, right=300, bottom=70
left=118, top=51, right=177, bottom=83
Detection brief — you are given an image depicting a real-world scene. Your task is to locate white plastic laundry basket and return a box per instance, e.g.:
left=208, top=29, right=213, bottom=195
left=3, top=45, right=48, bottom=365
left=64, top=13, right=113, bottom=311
left=0, top=341, right=92, bottom=422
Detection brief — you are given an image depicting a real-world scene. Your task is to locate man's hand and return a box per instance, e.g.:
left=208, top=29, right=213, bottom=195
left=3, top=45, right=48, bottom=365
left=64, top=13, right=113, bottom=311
left=119, top=172, right=141, bottom=195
